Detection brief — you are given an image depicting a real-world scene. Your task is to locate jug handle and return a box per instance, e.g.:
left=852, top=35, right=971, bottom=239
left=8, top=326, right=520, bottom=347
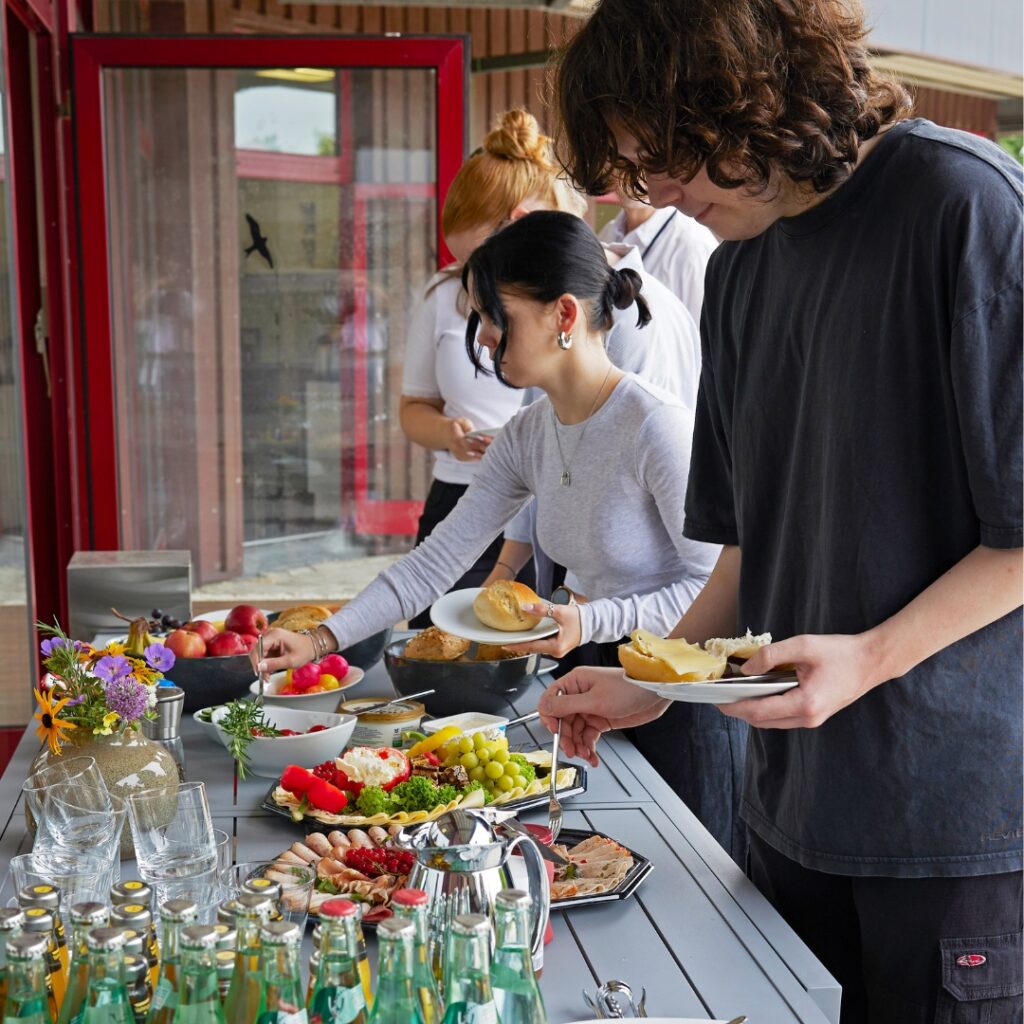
left=506, top=833, right=550, bottom=960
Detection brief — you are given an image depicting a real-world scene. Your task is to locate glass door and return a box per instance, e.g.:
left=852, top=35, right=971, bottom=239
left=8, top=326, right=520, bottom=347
left=71, top=36, right=465, bottom=595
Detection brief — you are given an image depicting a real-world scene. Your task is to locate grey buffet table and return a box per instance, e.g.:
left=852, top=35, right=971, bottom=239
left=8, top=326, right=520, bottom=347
left=0, top=657, right=840, bottom=1024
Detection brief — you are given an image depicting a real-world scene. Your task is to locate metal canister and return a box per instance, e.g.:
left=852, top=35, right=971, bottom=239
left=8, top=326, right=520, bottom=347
left=124, top=952, right=152, bottom=1024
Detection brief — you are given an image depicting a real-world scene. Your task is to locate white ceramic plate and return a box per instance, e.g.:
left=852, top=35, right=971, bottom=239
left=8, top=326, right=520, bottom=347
left=623, top=672, right=798, bottom=704
left=537, top=657, right=558, bottom=676
left=430, top=588, right=558, bottom=645
left=249, top=667, right=365, bottom=712
left=465, top=426, right=504, bottom=441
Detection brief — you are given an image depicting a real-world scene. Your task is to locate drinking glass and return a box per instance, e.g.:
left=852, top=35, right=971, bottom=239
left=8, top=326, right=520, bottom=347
left=9, top=851, right=114, bottom=907
left=212, top=828, right=232, bottom=876
left=37, top=790, right=127, bottom=885
left=127, top=781, right=218, bottom=913
left=223, top=861, right=316, bottom=930
left=22, top=757, right=110, bottom=836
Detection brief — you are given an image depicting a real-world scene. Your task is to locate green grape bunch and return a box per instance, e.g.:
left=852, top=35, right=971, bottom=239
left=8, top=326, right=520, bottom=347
left=439, top=732, right=531, bottom=799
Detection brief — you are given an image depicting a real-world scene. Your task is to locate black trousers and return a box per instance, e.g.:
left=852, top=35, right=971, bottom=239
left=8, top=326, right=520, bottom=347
left=748, top=831, right=1023, bottom=1024
left=408, top=479, right=534, bottom=630
left=553, top=637, right=748, bottom=867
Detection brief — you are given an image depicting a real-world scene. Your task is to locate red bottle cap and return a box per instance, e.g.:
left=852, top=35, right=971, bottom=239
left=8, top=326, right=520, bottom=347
left=391, top=889, right=429, bottom=907
left=320, top=899, right=359, bottom=918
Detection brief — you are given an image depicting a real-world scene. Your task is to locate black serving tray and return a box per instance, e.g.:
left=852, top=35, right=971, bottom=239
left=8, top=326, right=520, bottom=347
left=549, top=828, right=654, bottom=910
left=260, top=762, right=588, bottom=830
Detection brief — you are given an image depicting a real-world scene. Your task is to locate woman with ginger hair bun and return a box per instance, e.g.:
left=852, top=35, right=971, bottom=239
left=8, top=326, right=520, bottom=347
left=400, top=108, right=702, bottom=627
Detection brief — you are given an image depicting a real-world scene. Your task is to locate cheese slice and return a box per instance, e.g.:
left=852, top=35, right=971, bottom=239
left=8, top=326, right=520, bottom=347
left=629, top=629, right=727, bottom=678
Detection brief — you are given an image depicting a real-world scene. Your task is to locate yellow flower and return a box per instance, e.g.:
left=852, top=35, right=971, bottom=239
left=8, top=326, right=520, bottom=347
left=100, top=642, right=127, bottom=658
left=34, top=688, right=78, bottom=755
left=133, top=666, right=157, bottom=685
left=92, top=711, right=120, bottom=736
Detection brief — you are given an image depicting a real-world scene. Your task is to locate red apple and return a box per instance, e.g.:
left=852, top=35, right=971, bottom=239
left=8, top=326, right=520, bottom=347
left=224, top=604, right=269, bottom=637
left=206, top=631, right=248, bottom=658
left=183, top=620, right=218, bottom=645
left=239, top=634, right=258, bottom=653
left=164, top=629, right=207, bottom=659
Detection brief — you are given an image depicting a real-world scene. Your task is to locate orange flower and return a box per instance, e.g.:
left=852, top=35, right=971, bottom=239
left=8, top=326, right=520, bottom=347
left=34, top=687, right=78, bottom=755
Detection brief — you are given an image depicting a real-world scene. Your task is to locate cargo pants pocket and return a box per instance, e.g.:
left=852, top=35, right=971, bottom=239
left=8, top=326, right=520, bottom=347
left=936, top=931, right=1023, bottom=1023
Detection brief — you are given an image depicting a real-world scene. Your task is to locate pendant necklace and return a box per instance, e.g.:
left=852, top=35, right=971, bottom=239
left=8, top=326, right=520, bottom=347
left=551, top=364, right=615, bottom=487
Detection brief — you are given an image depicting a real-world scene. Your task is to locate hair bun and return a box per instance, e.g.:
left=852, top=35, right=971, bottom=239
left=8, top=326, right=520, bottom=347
left=484, top=108, right=554, bottom=169
left=608, top=267, right=644, bottom=310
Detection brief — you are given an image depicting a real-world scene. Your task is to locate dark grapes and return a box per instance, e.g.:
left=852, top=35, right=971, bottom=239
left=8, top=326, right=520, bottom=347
left=164, top=617, right=181, bottom=630
left=151, top=608, right=164, bottom=620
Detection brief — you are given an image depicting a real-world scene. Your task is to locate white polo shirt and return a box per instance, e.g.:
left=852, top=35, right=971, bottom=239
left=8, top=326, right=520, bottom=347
left=599, top=207, right=718, bottom=327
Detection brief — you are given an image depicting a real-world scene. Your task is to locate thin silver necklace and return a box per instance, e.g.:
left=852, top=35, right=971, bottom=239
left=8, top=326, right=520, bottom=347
left=551, top=364, right=615, bottom=487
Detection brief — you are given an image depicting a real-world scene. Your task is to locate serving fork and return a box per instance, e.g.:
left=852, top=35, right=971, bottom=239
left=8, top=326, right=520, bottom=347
left=547, top=688, right=565, bottom=843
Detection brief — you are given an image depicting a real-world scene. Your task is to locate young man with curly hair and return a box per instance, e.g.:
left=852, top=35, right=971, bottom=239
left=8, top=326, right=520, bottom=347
left=538, top=1, right=1023, bottom=1020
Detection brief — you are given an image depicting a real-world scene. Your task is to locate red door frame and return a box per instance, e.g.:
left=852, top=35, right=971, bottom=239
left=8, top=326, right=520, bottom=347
left=3, top=0, right=73, bottom=657
left=70, top=34, right=466, bottom=550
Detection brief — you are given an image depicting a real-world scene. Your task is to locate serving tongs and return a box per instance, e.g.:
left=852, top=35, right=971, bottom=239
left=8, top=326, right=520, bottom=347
left=254, top=635, right=268, bottom=707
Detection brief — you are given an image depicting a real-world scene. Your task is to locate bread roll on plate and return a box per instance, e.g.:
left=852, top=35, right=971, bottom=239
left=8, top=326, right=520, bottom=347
left=704, top=630, right=772, bottom=661
left=472, top=581, right=544, bottom=632
left=618, top=629, right=727, bottom=684
left=404, top=627, right=470, bottom=662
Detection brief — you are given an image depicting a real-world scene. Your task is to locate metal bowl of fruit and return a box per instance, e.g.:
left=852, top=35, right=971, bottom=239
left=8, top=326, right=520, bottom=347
left=249, top=658, right=366, bottom=713
left=384, top=640, right=541, bottom=718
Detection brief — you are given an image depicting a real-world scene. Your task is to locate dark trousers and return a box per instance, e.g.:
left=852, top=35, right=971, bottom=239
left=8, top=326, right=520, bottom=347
left=553, top=637, right=748, bottom=867
left=408, top=479, right=534, bottom=629
left=748, top=831, right=1024, bottom=1024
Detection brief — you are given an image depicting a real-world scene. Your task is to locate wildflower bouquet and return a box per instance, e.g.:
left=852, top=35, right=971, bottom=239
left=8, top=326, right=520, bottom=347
left=33, top=619, right=176, bottom=754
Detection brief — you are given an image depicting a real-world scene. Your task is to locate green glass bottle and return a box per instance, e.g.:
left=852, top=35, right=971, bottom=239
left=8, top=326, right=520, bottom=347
left=23, top=905, right=65, bottom=1020
left=58, top=903, right=110, bottom=1024
left=172, top=926, right=226, bottom=1024
left=146, top=900, right=198, bottom=1024
left=78, top=926, right=135, bottom=1024
left=124, top=955, right=152, bottom=1024
left=441, top=916, right=498, bottom=1024
left=110, top=906, right=159, bottom=999
left=3, top=932, right=52, bottom=1024
left=222, top=893, right=275, bottom=1024
left=0, top=906, right=27, bottom=1009
left=306, top=900, right=366, bottom=1024
left=367, top=918, right=424, bottom=1024
left=254, top=920, right=307, bottom=1024
left=491, top=891, right=545, bottom=1024
left=390, top=890, right=442, bottom=1024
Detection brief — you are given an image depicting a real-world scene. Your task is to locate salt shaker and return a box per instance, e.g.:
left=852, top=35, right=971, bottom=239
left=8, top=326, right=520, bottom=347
left=142, top=685, right=186, bottom=780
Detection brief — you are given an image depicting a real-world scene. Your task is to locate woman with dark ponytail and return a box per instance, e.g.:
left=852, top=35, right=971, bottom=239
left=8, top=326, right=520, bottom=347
left=260, top=209, right=719, bottom=676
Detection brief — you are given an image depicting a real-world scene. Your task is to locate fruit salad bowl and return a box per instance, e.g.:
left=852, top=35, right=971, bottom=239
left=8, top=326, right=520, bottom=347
left=249, top=666, right=365, bottom=713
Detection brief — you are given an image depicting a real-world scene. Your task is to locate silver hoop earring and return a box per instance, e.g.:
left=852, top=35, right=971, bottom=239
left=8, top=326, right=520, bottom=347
left=556, top=330, right=573, bottom=350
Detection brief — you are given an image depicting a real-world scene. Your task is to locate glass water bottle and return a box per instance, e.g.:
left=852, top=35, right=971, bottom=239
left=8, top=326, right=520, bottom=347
left=58, top=902, right=110, bottom=1024
left=254, top=920, right=307, bottom=1024
left=0, top=906, right=27, bottom=1009
left=222, top=893, right=274, bottom=1024
left=306, top=900, right=366, bottom=1024
left=367, top=918, right=424, bottom=1024
left=491, top=890, right=545, bottom=1024
left=441, top=915, right=498, bottom=1024
left=78, top=926, right=136, bottom=1024
left=22, top=905, right=65, bottom=1018
left=173, top=926, right=226, bottom=1024
left=147, top=899, right=199, bottom=1024
left=2, top=932, right=50, bottom=1024
left=390, top=890, right=442, bottom=1024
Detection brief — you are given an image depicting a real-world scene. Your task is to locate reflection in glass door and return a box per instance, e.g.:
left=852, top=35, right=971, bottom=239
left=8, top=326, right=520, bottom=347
left=73, top=37, right=465, bottom=595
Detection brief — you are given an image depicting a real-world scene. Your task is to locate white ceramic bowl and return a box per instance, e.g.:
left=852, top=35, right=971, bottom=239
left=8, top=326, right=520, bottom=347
left=212, top=705, right=357, bottom=778
left=248, top=668, right=364, bottom=712
left=192, top=707, right=227, bottom=745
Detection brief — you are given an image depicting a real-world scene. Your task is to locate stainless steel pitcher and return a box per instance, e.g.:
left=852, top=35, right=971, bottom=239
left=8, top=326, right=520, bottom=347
left=397, top=809, right=550, bottom=983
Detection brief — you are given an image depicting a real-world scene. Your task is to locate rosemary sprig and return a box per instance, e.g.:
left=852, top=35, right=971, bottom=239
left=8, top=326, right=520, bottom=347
left=218, top=699, right=280, bottom=779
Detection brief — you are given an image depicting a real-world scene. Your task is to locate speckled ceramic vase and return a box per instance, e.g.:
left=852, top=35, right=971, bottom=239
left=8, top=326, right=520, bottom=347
left=28, top=727, right=179, bottom=858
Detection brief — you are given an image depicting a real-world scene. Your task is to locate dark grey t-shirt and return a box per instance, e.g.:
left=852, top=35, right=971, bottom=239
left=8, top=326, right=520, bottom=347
left=684, top=120, right=1023, bottom=878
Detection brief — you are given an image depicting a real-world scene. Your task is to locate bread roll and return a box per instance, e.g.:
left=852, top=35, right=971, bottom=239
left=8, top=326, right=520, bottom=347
left=275, top=604, right=333, bottom=632
left=475, top=643, right=518, bottom=661
left=618, top=629, right=727, bottom=684
left=704, top=629, right=772, bottom=661
left=404, top=627, right=470, bottom=662
left=473, top=581, right=544, bottom=632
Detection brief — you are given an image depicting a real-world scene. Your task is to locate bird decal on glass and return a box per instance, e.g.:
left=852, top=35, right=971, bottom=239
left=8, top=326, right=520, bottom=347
left=244, top=213, right=274, bottom=269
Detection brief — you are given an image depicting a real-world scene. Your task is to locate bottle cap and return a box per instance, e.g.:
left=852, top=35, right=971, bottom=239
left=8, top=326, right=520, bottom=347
left=452, top=913, right=490, bottom=938
left=5, top=933, right=49, bottom=960
left=319, top=899, right=359, bottom=919
left=234, top=893, right=275, bottom=921
left=180, top=925, right=220, bottom=950
left=118, top=928, right=145, bottom=955
left=158, top=899, right=198, bottom=923
left=260, top=920, right=301, bottom=945
left=123, top=953, right=147, bottom=981
left=376, top=917, right=416, bottom=942
left=217, top=899, right=239, bottom=924
left=215, top=949, right=235, bottom=976
left=495, top=889, right=532, bottom=912
left=87, top=927, right=129, bottom=952
left=390, top=889, right=428, bottom=908
left=241, top=877, right=281, bottom=900
left=69, top=902, right=110, bottom=927
left=111, top=881, right=152, bottom=906
left=111, top=904, right=152, bottom=929
left=0, top=908, right=26, bottom=931
left=22, top=907, right=54, bottom=933
left=212, top=924, right=236, bottom=949
left=18, top=884, right=60, bottom=912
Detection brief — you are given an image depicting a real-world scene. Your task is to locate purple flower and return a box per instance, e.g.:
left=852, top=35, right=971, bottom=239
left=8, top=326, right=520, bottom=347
left=64, top=694, right=87, bottom=707
left=144, top=644, right=175, bottom=672
left=104, top=676, right=149, bottom=723
left=94, top=655, right=131, bottom=683
left=40, top=637, right=72, bottom=657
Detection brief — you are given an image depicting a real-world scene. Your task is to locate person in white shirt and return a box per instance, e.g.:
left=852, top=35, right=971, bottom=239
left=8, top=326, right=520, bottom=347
left=400, top=109, right=587, bottom=625
left=599, top=187, right=718, bottom=327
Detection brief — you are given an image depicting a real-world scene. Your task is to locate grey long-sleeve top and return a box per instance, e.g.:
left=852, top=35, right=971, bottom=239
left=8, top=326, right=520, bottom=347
left=322, top=374, right=720, bottom=648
